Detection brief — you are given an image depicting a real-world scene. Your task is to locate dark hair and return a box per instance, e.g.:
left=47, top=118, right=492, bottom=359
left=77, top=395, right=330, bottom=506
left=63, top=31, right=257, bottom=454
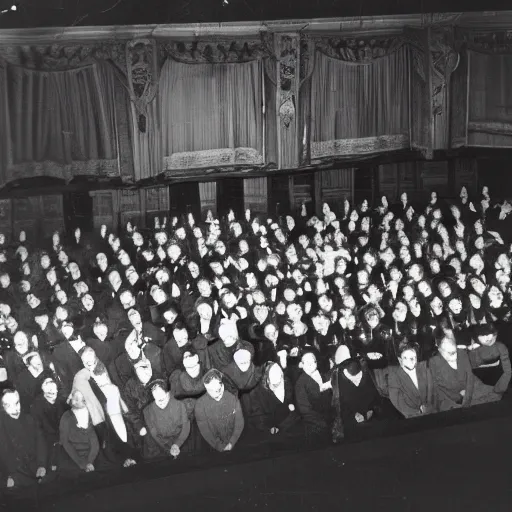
left=203, top=368, right=223, bottom=386
left=172, top=321, right=188, bottom=334
left=474, top=323, right=498, bottom=338
left=397, top=340, right=419, bottom=358
left=149, top=379, right=168, bottom=394
left=344, top=358, right=362, bottom=376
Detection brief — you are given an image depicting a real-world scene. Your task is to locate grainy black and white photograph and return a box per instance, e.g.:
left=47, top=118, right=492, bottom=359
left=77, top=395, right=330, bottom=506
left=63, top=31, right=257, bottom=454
left=0, top=1, right=512, bottom=511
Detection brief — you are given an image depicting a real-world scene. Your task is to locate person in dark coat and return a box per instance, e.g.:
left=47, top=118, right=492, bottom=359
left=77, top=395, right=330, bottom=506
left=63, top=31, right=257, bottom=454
left=142, top=380, right=191, bottom=460
left=30, top=377, right=69, bottom=472
left=294, top=350, right=332, bottom=441
left=58, top=389, right=101, bottom=475
left=245, top=361, right=300, bottom=439
left=0, top=389, right=48, bottom=489
left=384, top=341, right=438, bottom=419
left=430, top=333, right=502, bottom=411
left=194, top=369, right=245, bottom=453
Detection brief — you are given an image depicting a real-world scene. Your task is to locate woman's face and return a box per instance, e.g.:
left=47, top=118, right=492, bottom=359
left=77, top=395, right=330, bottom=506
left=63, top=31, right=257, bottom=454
left=301, top=353, right=317, bottom=375
left=96, top=253, right=108, bottom=268
left=93, top=322, right=108, bottom=339
left=488, top=286, right=504, bottom=307
left=357, top=270, right=369, bottom=286
left=430, top=297, right=444, bottom=316
left=470, top=278, right=486, bottom=296
left=268, top=363, right=284, bottom=387
left=82, top=294, right=94, bottom=311
left=449, top=298, right=463, bottom=315
left=438, top=281, right=452, bottom=298
left=418, top=281, right=432, bottom=297
left=403, top=285, right=414, bottom=302
left=264, top=325, right=278, bottom=344
left=14, top=333, right=29, bottom=354
left=343, top=295, right=355, bottom=310
left=393, top=302, right=408, bottom=323
left=40, top=254, right=51, bottom=270
left=409, top=298, right=421, bottom=317
left=188, top=262, right=200, bottom=279
left=197, top=303, right=213, bottom=321
left=71, top=391, right=86, bottom=410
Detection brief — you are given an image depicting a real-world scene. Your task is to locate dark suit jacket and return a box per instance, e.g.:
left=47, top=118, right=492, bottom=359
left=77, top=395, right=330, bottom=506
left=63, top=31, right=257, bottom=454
left=387, top=362, right=437, bottom=418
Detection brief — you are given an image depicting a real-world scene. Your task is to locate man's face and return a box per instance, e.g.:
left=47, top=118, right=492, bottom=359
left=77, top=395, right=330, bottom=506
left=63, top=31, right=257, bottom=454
left=58, top=251, right=68, bottom=265
left=264, top=325, right=278, bottom=343
left=449, top=299, right=462, bottom=315
left=301, top=353, right=317, bottom=375
left=197, top=303, right=212, bottom=321
left=393, top=303, right=408, bottom=323
left=167, top=244, right=181, bottom=261
left=152, top=387, right=171, bottom=410
left=205, top=378, right=224, bottom=401
left=71, top=391, right=86, bottom=410
left=118, top=250, right=131, bottom=266
left=14, top=332, right=29, bottom=354
left=439, top=340, right=457, bottom=364
left=82, top=294, right=95, bottom=311
left=120, top=291, right=135, bottom=309
left=56, top=290, right=67, bottom=305
left=2, top=392, right=21, bottom=419
left=399, top=348, right=417, bottom=372
left=96, top=253, right=108, bottom=268
left=431, top=297, right=443, bottom=316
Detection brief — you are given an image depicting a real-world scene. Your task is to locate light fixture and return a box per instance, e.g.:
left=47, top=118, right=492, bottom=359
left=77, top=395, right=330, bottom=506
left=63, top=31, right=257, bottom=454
left=0, top=4, right=16, bottom=14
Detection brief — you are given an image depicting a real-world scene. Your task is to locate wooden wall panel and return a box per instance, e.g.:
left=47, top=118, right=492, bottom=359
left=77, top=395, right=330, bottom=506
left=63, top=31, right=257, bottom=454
left=454, top=158, right=478, bottom=195
left=199, top=182, right=217, bottom=217
left=91, top=191, right=114, bottom=230
left=120, top=190, right=143, bottom=228
left=40, top=195, right=64, bottom=239
left=418, top=160, right=449, bottom=198
left=243, top=177, right=268, bottom=216
left=145, top=186, right=169, bottom=227
left=320, top=169, right=353, bottom=215
left=0, top=200, right=12, bottom=242
left=12, top=197, right=40, bottom=243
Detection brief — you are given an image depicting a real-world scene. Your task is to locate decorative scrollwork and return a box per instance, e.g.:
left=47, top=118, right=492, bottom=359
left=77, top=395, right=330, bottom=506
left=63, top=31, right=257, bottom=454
left=457, top=29, right=512, bottom=54
left=160, top=37, right=274, bottom=64
left=278, top=35, right=297, bottom=129
left=315, top=36, right=405, bottom=63
left=0, top=42, right=127, bottom=71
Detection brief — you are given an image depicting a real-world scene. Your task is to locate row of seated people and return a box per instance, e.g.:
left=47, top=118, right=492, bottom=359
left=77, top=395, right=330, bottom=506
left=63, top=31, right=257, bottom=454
left=1, top=185, right=511, bottom=491
left=1, top=319, right=509, bottom=490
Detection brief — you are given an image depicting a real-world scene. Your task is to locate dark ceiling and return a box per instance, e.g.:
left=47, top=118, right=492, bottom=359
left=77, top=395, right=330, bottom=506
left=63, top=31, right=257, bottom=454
left=0, top=0, right=509, bottom=30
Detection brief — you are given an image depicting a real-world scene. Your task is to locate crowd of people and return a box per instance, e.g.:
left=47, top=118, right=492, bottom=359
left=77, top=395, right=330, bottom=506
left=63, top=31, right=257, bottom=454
left=0, top=185, right=511, bottom=492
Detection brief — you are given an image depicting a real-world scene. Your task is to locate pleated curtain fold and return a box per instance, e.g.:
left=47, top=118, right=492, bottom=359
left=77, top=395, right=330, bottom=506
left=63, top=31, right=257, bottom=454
left=310, top=45, right=410, bottom=142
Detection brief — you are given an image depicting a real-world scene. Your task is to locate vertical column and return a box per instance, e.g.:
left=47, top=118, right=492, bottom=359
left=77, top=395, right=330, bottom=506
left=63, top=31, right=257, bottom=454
left=275, top=33, right=301, bottom=170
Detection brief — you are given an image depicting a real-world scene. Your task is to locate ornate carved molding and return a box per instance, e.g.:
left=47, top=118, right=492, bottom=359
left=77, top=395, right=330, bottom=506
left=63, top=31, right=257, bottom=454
left=163, top=147, right=264, bottom=171
left=0, top=42, right=127, bottom=72
left=278, top=35, right=298, bottom=130
left=310, top=134, right=409, bottom=160
left=159, top=36, right=274, bottom=64
left=468, top=121, right=512, bottom=137
left=314, top=35, right=406, bottom=63
left=456, top=29, right=512, bottom=54
left=430, top=28, right=459, bottom=118
left=4, top=159, right=119, bottom=185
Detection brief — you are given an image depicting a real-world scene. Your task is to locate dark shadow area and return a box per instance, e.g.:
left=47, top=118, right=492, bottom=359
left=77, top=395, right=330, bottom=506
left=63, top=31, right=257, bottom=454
left=5, top=392, right=512, bottom=512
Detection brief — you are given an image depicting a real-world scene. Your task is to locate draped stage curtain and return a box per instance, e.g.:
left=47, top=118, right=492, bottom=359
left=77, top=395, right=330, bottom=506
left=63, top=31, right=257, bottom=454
left=159, top=59, right=264, bottom=171
left=468, top=52, right=512, bottom=147
left=0, top=66, right=8, bottom=181
left=2, top=62, right=118, bottom=186
left=309, top=45, right=410, bottom=159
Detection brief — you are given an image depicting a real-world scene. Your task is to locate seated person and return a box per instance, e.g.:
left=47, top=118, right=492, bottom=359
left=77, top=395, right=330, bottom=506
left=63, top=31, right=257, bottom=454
left=294, top=350, right=332, bottom=439
left=194, top=369, right=245, bottom=453
left=222, top=347, right=263, bottom=396
left=0, top=389, right=48, bottom=489
left=59, top=389, right=101, bottom=475
left=469, top=324, right=511, bottom=393
left=386, top=341, right=437, bottom=419
left=162, top=322, right=209, bottom=377
left=207, top=320, right=254, bottom=371
left=122, top=360, right=155, bottom=453
left=169, top=349, right=208, bottom=401
left=142, top=379, right=190, bottom=460
left=245, top=361, right=300, bottom=438
left=331, top=357, right=388, bottom=438
left=429, top=333, right=502, bottom=411
left=110, top=309, right=164, bottom=387
left=31, top=378, right=69, bottom=472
